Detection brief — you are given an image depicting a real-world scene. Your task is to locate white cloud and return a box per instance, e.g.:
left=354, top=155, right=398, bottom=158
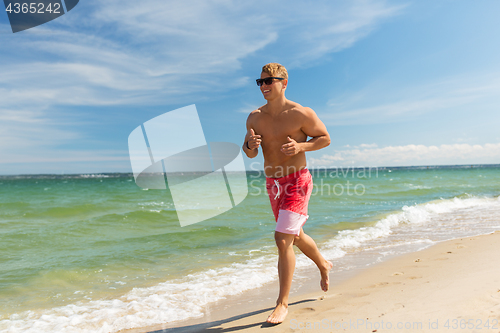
left=0, top=0, right=404, bottom=174
left=237, top=103, right=261, bottom=114
left=255, top=1, right=405, bottom=67
left=309, top=142, right=500, bottom=167
left=1, top=150, right=128, bottom=164
left=358, top=143, right=378, bottom=148
left=322, top=72, right=500, bottom=125
left=0, top=0, right=404, bottom=109
left=0, top=109, right=80, bottom=149
left=0, top=134, right=130, bottom=174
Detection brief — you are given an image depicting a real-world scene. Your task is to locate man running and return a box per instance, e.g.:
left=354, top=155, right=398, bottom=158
left=243, top=63, right=333, bottom=324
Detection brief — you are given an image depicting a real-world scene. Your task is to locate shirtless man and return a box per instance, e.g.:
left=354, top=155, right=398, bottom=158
left=243, top=63, right=333, bottom=324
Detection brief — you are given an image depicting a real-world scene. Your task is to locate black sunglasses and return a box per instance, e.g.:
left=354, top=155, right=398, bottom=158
left=256, top=77, right=285, bottom=87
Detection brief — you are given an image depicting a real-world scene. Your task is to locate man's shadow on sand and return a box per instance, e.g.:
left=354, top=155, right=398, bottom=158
left=149, top=299, right=315, bottom=332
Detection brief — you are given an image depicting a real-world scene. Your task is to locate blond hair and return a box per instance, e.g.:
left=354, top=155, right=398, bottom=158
left=262, top=63, right=288, bottom=80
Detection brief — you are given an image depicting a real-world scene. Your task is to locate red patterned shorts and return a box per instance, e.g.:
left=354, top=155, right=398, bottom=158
left=266, top=168, right=313, bottom=236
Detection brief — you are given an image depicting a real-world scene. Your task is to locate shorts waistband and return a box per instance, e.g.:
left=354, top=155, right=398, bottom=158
left=266, top=168, right=309, bottom=182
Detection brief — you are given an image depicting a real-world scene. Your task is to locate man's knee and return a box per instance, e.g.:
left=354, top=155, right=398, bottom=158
left=274, top=232, right=294, bottom=251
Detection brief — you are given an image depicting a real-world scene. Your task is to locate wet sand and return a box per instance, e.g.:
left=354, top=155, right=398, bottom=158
left=122, top=231, right=500, bottom=333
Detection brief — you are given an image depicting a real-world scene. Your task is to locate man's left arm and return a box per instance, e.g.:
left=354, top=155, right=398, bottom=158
left=281, top=108, right=330, bottom=156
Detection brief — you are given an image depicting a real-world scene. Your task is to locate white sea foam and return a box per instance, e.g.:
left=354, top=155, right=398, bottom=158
left=2, top=196, right=499, bottom=333
left=0, top=255, right=279, bottom=333
left=320, top=195, right=500, bottom=260
left=79, top=174, right=111, bottom=179
left=404, top=183, right=432, bottom=190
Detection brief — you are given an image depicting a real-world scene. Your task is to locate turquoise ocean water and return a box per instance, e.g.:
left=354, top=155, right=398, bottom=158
left=1, top=165, right=499, bottom=332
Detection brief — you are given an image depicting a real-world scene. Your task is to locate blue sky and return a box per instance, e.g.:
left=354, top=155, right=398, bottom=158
left=1, top=0, right=499, bottom=175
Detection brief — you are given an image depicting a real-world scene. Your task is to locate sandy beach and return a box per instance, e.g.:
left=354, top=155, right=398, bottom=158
left=126, top=230, right=500, bottom=333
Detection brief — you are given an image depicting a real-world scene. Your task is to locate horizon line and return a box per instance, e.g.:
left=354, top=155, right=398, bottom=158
left=1, top=163, right=499, bottom=178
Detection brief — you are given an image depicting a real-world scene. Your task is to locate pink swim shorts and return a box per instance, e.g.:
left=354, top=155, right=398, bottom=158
left=266, top=168, right=313, bottom=236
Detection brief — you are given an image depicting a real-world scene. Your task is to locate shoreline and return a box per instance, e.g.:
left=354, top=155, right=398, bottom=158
left=121, top=231, right=500, bottom=333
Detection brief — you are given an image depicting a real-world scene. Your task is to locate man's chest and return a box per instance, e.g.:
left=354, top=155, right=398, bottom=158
left=253, top=115, right=302, bottom=140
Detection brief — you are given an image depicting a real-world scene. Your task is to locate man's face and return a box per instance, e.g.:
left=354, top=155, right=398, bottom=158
left=260, top=72, right=286, bottom=100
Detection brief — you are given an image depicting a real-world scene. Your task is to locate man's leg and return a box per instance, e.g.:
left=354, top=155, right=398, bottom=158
left=267, top=231, right=295, bottom=324
left=293, top=227, right=333, bottom=292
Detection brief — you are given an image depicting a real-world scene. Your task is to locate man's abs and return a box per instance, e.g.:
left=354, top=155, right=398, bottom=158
left=263, top=152, right=307, bottom=178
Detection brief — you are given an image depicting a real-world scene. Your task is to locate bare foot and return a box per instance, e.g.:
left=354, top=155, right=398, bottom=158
left=266, top=303, right=288, bottom=324
left=320, top=260, right=333, bottom=292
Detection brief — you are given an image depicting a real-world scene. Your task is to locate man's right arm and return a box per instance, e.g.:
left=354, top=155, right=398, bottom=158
left=243, top=116, right=260, bottom=158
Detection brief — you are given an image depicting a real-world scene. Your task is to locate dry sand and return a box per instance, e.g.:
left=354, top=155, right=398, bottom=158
left=125, top=231, right=500, bottom=333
